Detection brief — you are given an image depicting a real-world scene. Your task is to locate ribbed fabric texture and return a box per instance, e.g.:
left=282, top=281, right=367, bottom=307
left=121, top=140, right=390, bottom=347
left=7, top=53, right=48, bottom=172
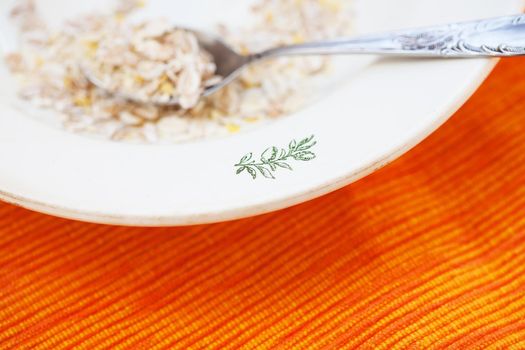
left=2, top=59, right=525, bottom=349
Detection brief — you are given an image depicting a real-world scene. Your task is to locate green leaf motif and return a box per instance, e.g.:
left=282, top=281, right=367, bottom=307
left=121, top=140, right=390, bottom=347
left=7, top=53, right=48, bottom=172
left=297, top=135, right=314, bottom=148
left=294, top=151, right=316, bottom=161
left=261, top=146, right=278, bottom=163
left=256, top=165, right=275, bottom=179
left=247, top=167, right=257, bottom=180
left=234, top=135, right=317, bottom=180
left=297, top=141, right=317, bottom=152
left=275, top=162, right=293, bottom=171
left=240, top=153, right=253, bottom=163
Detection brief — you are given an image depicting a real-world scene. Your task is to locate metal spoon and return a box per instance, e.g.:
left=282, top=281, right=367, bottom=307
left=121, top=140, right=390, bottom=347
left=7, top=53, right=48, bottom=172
left=84, top=14, right=525, bottom=107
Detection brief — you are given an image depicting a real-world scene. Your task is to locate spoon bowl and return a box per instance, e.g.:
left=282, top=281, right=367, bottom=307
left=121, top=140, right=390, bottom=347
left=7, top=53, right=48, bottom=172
left=82, top=28, right=251, bottom=107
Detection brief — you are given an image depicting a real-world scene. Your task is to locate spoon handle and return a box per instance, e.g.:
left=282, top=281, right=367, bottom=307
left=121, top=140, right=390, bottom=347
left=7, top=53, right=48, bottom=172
left=255, top=15, right=525, bottom=59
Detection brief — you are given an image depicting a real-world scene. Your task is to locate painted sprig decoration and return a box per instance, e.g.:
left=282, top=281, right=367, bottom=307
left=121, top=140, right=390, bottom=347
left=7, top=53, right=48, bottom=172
left=235, top=135, right=317, bottom=179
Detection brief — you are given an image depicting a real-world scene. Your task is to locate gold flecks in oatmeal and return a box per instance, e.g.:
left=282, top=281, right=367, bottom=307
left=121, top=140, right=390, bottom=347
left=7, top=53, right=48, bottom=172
left=4, top=0, right=353, bottom=143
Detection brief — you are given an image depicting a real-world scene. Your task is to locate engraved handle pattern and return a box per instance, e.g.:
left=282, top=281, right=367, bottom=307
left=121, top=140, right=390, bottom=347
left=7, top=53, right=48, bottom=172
left=397, top=15, right=525, bottom=56
left=257, top=15, right=525, bottom=59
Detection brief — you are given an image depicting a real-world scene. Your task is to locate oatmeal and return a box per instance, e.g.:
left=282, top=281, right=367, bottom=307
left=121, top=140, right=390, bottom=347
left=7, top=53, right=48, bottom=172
left=85, top=22, right=219, bottom=109
left=4, top=0, right=353, bottom=143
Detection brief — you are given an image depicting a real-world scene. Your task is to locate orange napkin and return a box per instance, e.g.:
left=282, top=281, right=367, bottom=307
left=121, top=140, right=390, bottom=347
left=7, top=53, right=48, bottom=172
left=1, top=58, right=525, bottom=349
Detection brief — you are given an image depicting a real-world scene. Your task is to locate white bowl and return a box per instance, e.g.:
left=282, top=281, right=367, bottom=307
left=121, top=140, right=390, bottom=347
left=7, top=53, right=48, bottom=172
left=0, top=0, right=522, bottom=226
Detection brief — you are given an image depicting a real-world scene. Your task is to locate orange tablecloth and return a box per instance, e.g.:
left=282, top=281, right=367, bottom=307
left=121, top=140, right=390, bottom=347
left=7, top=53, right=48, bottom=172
left=2, top=58, right=525, bottom=349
